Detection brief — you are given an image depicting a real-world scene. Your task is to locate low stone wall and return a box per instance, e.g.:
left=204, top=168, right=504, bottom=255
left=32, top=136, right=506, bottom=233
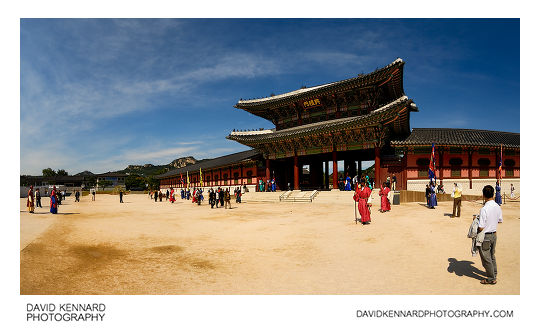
left=399, top=190, right=483, bottom=203
left=407, top=178, right=519, bottom=196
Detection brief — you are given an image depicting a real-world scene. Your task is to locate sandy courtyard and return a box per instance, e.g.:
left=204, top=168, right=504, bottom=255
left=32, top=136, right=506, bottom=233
left=20, top=192, right=520, bottom=295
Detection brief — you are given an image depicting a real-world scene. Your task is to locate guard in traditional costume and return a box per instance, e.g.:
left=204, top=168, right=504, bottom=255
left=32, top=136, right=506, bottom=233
left=169, top=188, right=175, bottom=203
left=353, top=178, right=372, bottom=225
left=428, top=182, right=437, bottom=209
left=50, top=187, right=58, bottom=214
left=379, top=182, right=391, bottom=212
left=344, top=175, right=352, bottom=191
left=495, top=182, right=502, bottom=205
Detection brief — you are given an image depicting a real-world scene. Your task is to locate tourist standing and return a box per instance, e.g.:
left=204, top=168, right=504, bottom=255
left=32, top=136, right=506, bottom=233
left=166, top=189, right=170, bottom=201
left=92, top=189, right=96, bottom=201
left=219, top=188, right=225, bottom=207
left=379, top=182, right=391, bottom=212
left=159, top=191, right=163, bottom=202
left=35, top=188, right=42, bottom=208
left=236, top=188, right=242, bottom=203
left=495, top=181, right=502, bottom=205
left=391, top=174, right=397, bottom=191
left=27, top=186, right=35, bottom=213
left=119, top=190, right=123, bottom=203
left=425, top=184, right=430, bottom=206
left=353, top=178, right=372, bottom=225
left=154, top=190, right=158, bottom=202
left=50, top=187, right=58, bottom=214
left=477, top=185, right=503, bottom=284
left=428, top=181, right=437, bottom=209
left=451, top=183, right=462, bottom=218
left=510, top=184, right=515, bottom=198
left=224, top=189, right=231, bottom=209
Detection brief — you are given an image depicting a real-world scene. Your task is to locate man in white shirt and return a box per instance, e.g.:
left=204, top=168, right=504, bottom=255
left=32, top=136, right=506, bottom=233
left=477, top=185, right=503, bottom=284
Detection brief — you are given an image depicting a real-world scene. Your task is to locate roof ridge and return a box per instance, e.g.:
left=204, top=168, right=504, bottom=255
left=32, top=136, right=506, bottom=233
left=412, top=128, right=520, bottom=135
left=237, top=58, right=404, bottom=105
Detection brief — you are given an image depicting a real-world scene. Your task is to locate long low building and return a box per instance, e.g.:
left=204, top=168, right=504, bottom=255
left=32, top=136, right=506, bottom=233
left=157, top=58, right=519, bottom=196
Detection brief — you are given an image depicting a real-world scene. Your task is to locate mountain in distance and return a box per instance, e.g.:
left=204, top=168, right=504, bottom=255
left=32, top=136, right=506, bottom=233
left=113, top=156, right=199, bottom=176
left=74, top=170, right=95, bottom=176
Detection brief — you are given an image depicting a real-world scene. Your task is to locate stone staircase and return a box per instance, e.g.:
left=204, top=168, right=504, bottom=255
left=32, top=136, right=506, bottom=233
left=279, top=190, right=320, bottom=202
left=240, top=191, right=281, bottom=203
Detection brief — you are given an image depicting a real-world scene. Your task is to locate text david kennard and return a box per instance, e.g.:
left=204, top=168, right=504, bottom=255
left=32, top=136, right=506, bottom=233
left=27, top=303, right=106, bottom=322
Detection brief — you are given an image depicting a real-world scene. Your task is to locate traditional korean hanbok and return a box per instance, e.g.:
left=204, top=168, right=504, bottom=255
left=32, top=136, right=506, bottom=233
left=353, top=185, right=372, bottom=224
left=428, top=185, right=437, bottom=208
left=50, top=190, right=57, bottom=214
left=344, top=176, right=352, bottom=191
left=271, top=178, right=276, bottom=192
left=495, top=184, right=502, bottom=205
left=379, top=186, right=391, bottom=212
left=170, top=188, right=175, bottom=203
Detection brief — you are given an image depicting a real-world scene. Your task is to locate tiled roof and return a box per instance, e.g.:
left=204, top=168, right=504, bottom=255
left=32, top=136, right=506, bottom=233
left=96, top=172, right=128, bottom=177
left=235, top=58, right=404, bottom=109
left=228, top=96, right=416, bottom=144
left=156, top=149, right=261, bottom=179
left=391, top=128, right=520, bottom=148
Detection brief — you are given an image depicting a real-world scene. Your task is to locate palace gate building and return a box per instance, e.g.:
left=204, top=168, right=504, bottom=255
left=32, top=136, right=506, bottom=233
left=158, top=58, right=519, bottom=195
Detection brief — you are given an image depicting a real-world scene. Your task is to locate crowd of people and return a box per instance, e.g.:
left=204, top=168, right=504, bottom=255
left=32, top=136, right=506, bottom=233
left=146, top=186, right=242, bottom=210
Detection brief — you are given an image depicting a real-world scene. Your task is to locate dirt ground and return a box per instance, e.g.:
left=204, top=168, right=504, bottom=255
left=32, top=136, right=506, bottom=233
left=20, top=192, right=520, bottom=295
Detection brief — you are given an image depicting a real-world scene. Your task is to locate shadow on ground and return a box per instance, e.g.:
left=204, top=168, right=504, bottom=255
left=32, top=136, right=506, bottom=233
left=447, top=258, right=485, bottom=281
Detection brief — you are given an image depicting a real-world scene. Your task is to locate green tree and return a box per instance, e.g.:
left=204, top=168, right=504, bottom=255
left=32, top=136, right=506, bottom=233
left=42, top=168, right=56, bottom=177
left=97, top=180, right=113, bottom=190
left=125, top=174, right=147, bottom=190
left=56, top=169, right=68, bottom=176
left=146, top=176, right=160, bottom=190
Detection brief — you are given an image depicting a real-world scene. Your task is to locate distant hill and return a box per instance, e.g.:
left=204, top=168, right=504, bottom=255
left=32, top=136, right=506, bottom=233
left=112, top=156, right=199, bottom=177
left=74, top=170, right=95, bottom=176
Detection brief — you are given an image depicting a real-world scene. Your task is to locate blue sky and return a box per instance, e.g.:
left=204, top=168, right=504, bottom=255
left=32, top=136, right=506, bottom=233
left=20, top=19, right=519, bottom=175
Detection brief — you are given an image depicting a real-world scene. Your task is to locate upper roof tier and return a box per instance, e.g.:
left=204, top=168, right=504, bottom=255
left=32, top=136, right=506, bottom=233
left=235, top=58, right=405, bottom=113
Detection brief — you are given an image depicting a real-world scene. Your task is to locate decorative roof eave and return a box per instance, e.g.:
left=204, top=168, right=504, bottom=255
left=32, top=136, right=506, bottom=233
left=227, top=96, right=415, bottom=145
left=390, top=128, right=520, bottom=149
left=235, top=58, right=405, bottom=111
left=390, top=142, right=521, bottom=149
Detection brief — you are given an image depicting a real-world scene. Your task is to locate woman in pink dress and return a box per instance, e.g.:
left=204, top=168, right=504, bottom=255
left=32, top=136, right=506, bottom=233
left=379, top=182, right=391, bottom=212
left=353, top=178, right=372, bottom=225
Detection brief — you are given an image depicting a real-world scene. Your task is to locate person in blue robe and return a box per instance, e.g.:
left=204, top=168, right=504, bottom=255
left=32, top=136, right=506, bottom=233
left=428, top=182, right=438, bottom=209
left=50, top=188, right=58, bottom=214
left=495, top=182, right=502, bottom=205
left=345, top=176, right=352, bottom=191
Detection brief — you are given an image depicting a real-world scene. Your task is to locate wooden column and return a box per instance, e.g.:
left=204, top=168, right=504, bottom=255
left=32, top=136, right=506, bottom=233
left=468, top=150, right=473, bottom=189
left=332, top=150, right=338, bottom=189
left=374, top=146, right=381, bottom=187
left=324, top=161, right=329, bottom=189
left=293, top=155, right=300, bottom=190
left=240, top=165, right=244, bottom=186
left=265, top=158, right=271, bottom=184
left=402, top=149, right=408, bottom=190
left=438, top=149, right=444, bottom=183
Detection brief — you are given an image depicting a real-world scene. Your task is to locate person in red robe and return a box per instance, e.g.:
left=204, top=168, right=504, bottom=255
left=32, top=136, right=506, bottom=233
left=353, top=178, right=372, bottom=225
left=169, top=188, right=175, bottom=203
left=379, top=182, right=391, bottom=212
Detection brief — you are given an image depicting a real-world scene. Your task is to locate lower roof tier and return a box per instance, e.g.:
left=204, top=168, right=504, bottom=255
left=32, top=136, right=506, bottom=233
left=391, top=128, right=520, bottom=149
left=228, top=96, right=417, bottom=146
